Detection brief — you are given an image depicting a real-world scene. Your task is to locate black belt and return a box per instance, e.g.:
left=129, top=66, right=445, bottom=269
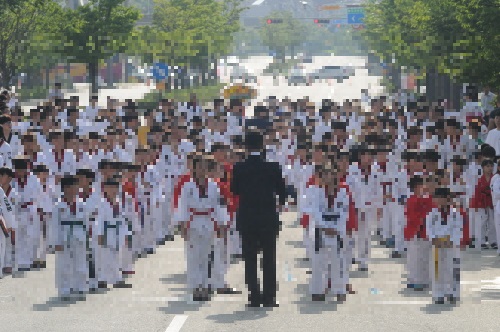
left=61, top=219, right=84, bottom=226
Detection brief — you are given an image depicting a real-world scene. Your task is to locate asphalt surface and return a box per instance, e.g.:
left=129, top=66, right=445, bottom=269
left=2, top=211, right=500, bottom=332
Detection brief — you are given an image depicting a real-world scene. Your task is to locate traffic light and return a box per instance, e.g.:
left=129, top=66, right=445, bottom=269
left=314, top=19, right=330, bottom=24
left=267, top=18, right=283, bottom=24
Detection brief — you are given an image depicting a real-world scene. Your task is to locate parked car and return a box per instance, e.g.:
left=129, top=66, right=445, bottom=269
left=286, top=66, right=308, bottom=86
left=230, top=66, right=258, bottom=84
left=307, top=65, right=355, bottom=83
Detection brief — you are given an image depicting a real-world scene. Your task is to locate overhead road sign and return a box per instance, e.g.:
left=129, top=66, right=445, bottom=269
left=347, top=7, right=364, bottom=24
left=318, top=4, right=341, bottom=11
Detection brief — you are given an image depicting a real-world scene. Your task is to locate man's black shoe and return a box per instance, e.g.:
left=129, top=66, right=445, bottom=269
left=491, top=243, right=498, bottom=250
left=481, top=244, right=489, bottom=249
left=433, top=297, right=445, bottom=305
left=113, top=281, right=132, bottom=288
left=165, top=235, right=175, bottom=241
left=98, top=281, right=108, bottom=289
left=391, top=251, right=403, bottom=259
left=312, top=294, right=325, bottom=302
left=246, top=301, right=260, bottom=308
left=262, top=301, right=279, bottom=308
left=216, top=287, right=242, bottom=295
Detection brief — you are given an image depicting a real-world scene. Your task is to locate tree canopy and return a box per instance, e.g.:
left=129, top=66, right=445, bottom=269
left=363, top=0, right=500, bottom=86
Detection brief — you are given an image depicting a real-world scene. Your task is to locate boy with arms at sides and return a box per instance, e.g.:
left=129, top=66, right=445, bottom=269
left=173, top=154, right=230, bottom=301
left=0, top=167, right=14, bottom=275
left=404, top=175, right=434, bottom=291
left=95, top=177, right=132, bottom=289
left=11, top=157, right=39, bottom=273
left=305, top=160, right=352, bottom=302
left=470, top=159, right=494, bottom=250
left=426, top=187, right=468, bottom=304
left=51, top=175, right=89, bottom=300
left=0, top=167, right=14, bottom=278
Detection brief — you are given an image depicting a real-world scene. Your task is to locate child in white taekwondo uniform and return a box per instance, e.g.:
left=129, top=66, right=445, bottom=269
left=489, top=160, right=500, bottom=254
left=51, top=176, right=89, bottom=299
left=305, top=164, right=349, bottom=302
left=95, top=178, right=132, bottom=289
left=0, top=168, right=14, bottom=278
left=135, top=148, right=153, bottom=256
left=426, top=187, right=468, bottom=304
left=11, top=157, right=39, bottom=272
left=120, top=162, right=141, bottom=276
left=76, top=168, right=100, bottom=290
left=288, top=142, right=314, bottom=260
left=351, top=144, right=380, bottom=271
left=173, top=154, right=230, bottom=301
left=32, top=164, right=58, bottom=268
left=0, top=126, right=12, bottom=168
left=0, top=167, right=14, bottom=275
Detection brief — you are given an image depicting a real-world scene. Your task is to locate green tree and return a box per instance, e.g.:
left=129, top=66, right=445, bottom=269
left=259, top=11, right=306, bottom=60
left=363, top=0, right=500, bottom=88
left=50, top=0, right=141, bottom=94
left=142, top=0, right=244, bottom=84
left=0, top=0, right=60, bottom=88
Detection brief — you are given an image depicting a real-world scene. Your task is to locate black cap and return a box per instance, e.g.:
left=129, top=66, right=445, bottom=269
left=61, top=175, right=78, bottom=189
left=76, top=168, right=96, bottom=179
left=450, top=156, right=467, bottom=166
left=32, top=164, right=49, bottom=174
left=103, top=179, right=120, bottom=187
left=12, top=157, right=29, bottom=170
left=434, top=187, right=451, bottom=198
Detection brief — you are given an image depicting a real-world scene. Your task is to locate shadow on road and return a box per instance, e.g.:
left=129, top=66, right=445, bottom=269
left=420, top=302, right=458, bottom=314
left=158, top=300, right=204, bottom=315
left=205, top=309, right=268, bottom=324
left=32, top=294, right=90, bottom=311
left=159, top=273, right=188, bottom=284
left=398, top=287, right=431, bottom=298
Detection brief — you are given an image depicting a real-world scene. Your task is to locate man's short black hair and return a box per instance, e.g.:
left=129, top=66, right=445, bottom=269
left=245, top=131, right=263, bottom=151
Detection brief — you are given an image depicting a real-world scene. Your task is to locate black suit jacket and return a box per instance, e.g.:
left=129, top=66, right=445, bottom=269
left=231, top=154, right=286, bottom=236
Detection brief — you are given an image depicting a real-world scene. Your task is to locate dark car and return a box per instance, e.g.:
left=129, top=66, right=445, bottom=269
left=230, top=66, right=258, bottom=84
left=286, top=67, right=308, bottom=86
left=307, top=65, right=355, bottom=83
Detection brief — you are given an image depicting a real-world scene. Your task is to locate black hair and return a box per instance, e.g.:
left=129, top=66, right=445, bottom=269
left=481, top=159, right=494, bottom=168
left=0, top=167, right=14, bottom=178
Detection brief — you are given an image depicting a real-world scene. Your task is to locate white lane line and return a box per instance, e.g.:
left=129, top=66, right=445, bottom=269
left=373, top=301, right=429, bottom=305
left=252, top=0, right=265, bottom=5
left=165, top=315, right=188, bottom=332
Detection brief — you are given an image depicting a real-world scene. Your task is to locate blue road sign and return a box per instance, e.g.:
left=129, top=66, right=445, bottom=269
left=347, top=13, right=364, bottom=24
left=152, top=62, right=169, bottom=80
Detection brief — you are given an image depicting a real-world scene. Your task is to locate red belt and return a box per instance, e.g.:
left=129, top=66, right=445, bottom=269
left=189, top=208, right=214, bottom=216
left=20, top=202, right=34, bottom=209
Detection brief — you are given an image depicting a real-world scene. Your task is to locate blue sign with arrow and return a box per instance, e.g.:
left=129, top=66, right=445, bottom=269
left=151, top=62, right=169, bottom=81
left=347, top=7, right=364, bottom=24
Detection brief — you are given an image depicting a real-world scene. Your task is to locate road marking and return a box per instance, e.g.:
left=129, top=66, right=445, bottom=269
left=373, top=301, right=429, bottom=305
left=252, top=0, right=265, bottom=5
left=165, top=315, right=188, bottom=332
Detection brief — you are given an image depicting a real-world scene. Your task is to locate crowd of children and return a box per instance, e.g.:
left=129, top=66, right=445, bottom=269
left=0, top=84, right=497, bottom=306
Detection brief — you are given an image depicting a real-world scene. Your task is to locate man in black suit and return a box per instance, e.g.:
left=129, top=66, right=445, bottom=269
left=231, top=131, right=286, bottom=308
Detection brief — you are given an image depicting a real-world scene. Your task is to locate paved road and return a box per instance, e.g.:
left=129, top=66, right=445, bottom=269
left=1, top=211, right=500, bottom=332
left=221, top=55, right=384, bottom=116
